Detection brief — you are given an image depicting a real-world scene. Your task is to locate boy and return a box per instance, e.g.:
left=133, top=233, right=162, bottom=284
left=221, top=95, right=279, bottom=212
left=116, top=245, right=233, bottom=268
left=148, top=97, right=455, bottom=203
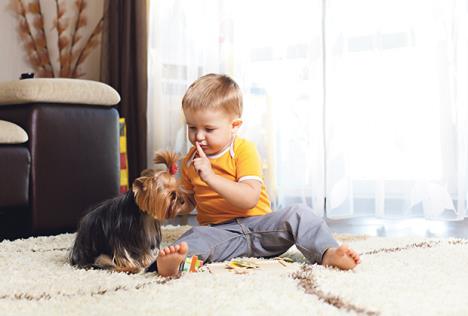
left=156, top=74, right=360, bottom=276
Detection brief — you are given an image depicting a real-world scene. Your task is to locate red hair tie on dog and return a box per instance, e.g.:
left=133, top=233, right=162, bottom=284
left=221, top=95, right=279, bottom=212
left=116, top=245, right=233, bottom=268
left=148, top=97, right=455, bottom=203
left=170, top=164, right=178, bottom=175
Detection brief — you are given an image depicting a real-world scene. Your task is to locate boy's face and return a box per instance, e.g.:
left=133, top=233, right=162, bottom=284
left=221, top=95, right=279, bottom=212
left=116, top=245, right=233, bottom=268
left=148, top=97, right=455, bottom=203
left=184, top=109, right=242, bottom=155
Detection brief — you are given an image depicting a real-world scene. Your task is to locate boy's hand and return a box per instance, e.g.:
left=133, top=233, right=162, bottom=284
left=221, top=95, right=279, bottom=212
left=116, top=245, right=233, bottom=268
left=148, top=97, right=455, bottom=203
left=193, top=142, right=215, bottom=183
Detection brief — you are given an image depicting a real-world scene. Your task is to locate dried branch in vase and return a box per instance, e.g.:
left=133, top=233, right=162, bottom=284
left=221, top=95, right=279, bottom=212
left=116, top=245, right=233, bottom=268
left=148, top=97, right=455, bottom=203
left=54, top=0, right=69, bottom=77
left=71, top=16, right=103, bottom=78
left=64, top=0, right=87, bottom=77
left=11, top=0, right=46, bottom=77
left=26, top=0, right=54, bottom=77
left=11, top=0, right=104, bottom=79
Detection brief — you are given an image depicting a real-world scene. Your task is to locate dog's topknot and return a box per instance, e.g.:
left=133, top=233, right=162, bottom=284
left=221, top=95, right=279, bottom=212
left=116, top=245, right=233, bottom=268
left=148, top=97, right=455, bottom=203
left=153, top=151, right=179, bottom=175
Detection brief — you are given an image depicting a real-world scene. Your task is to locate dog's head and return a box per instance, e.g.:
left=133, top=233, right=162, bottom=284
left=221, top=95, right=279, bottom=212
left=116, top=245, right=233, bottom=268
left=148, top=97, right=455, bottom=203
left=132, top=151, right=188, bottom=220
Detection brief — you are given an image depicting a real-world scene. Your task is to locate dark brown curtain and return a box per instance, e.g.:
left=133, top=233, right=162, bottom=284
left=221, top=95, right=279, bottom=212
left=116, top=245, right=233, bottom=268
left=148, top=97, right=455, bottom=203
left=100, top=0, right=148, bottom=184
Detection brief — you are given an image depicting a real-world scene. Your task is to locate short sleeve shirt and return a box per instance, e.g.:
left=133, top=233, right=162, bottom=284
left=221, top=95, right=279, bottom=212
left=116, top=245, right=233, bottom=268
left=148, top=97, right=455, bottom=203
left=181, top=137, right=272, bottom=225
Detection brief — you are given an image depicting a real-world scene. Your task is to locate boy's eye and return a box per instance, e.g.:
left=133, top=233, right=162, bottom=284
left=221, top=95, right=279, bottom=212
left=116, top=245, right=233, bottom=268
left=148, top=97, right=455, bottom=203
left=206, top=128, right=216, bottom=132
left=188, top=127, right=196, bottom=131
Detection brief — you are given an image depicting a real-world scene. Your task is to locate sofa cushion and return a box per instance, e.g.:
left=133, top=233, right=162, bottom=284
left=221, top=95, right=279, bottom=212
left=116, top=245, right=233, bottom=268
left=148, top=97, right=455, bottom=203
left=0, top=78, right=120, bottom=106
left=0, top=120, right=28, bottom=144
left=0, top=146, right=30, bottom=207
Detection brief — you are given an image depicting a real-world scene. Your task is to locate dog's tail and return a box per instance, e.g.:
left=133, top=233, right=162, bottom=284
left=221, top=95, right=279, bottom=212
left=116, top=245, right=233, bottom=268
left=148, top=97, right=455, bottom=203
left=94, top=254, right=117, bottom=270
left=153, top=151, right=179, bottom=175
left=94, top=254, right=143, bottom=274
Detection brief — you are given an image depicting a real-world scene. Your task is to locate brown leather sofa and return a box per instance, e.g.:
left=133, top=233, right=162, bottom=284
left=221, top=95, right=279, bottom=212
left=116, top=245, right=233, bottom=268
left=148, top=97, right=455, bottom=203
left=0, top=79, right=121, bottom=240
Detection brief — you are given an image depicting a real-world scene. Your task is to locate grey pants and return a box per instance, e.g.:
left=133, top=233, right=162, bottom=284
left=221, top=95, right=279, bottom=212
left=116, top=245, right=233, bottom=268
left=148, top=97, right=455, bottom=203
left=174, top=204, right=338, bottom=264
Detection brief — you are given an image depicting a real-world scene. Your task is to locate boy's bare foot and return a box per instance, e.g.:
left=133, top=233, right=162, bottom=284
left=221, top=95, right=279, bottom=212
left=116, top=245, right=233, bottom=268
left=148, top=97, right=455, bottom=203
left=322, top=244, right=361, bottom=270
left=156, top=242, right=188, bottom=277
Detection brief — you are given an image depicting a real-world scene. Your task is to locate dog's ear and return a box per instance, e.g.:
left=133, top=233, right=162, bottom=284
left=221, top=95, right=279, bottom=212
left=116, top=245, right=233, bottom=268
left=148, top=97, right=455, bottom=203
left=166, top=190, right=189, bottom=218
left=132, top=176, right=147, bottom=194
left=165, top=192, right=179, bottom=218
left=133, top=175, right=155, bottom=215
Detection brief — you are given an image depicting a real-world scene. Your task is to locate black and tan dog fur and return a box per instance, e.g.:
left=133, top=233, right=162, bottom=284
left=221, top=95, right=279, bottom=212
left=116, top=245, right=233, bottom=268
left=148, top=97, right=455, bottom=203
left=69, top=151, right=188, bottom=273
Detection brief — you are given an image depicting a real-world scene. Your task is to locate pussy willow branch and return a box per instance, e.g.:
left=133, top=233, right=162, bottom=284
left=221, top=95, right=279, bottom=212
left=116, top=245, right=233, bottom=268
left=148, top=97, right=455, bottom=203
left=30, top=0, right=54, bottom=77
left=55, top=0, right=66, bottom=76
left=71, top=16, right=103, bottom=78
left=14, top=0, right=45, bottom=75
left=65, top=0, right=87, bottom=77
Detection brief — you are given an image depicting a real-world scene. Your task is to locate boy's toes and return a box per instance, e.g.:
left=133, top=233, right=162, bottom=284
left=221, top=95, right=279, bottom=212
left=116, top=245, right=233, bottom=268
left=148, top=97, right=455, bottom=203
left=179, top=242, right=188, bottom=253
left=335, top=245, right=347, bottom=256
left=347, top=250, right=360, bottom=264
left=160, top=246, right=173, bottom=256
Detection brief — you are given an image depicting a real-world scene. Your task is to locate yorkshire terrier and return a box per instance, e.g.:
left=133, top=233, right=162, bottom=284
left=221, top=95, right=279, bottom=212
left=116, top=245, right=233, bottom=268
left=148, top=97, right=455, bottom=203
left=69, top=151, right=188, bottom=273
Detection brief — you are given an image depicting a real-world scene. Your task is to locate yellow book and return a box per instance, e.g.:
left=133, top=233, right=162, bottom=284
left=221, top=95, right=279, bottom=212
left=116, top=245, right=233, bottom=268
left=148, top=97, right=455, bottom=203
left=119, top=118, right=129, bottom=193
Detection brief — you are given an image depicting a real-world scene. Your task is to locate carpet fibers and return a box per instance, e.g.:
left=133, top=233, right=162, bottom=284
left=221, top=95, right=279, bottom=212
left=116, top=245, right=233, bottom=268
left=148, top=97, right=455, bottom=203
left=1, top=226, right=467, bottom=316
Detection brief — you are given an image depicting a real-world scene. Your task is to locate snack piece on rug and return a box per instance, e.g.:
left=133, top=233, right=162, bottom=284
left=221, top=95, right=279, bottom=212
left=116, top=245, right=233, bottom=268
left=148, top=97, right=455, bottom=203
left=206, top=257, right=297, bottom=275
left=181, top=255, right=204, bottom=272
left=227, top=259, right=260, bottom=269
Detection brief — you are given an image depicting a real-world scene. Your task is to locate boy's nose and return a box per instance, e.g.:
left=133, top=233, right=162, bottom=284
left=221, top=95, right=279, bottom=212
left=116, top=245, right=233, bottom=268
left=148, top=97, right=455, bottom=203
left=195, top=131, right=205, bottom=141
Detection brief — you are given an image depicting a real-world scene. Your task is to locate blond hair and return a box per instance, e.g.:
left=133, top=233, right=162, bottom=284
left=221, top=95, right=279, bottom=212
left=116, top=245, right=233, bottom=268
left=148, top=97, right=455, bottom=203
left=182, top=73, right=243, bottom=118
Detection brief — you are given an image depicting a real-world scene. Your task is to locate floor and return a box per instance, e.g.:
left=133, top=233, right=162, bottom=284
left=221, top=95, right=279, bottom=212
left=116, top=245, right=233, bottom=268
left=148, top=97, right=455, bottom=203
left=327, top=217, right=468, bottom=238
left=167, top=215, right=468, bottom=239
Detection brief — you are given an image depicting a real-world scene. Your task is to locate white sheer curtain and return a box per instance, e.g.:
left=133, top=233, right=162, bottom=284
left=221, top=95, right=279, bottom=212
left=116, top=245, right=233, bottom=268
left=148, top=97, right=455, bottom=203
left=325, top=0, right=468, bottom=220
left=148, top=0, right=468, bottom=220
left=148, top=0, right=326, bottom=215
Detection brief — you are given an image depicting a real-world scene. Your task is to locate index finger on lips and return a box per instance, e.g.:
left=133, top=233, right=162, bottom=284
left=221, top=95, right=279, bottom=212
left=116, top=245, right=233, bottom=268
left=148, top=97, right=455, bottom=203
left=195, top=142, right=207, bottom=158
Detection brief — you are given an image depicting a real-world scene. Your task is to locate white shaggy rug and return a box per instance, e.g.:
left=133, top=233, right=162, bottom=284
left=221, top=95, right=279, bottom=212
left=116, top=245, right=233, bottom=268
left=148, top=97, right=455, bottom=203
left=1, top=226, right=467, bottom=316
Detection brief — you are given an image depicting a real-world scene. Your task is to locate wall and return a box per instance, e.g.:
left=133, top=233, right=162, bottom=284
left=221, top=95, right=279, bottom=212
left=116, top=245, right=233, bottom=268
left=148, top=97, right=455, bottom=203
left=0, top=0, right=104, bottom=82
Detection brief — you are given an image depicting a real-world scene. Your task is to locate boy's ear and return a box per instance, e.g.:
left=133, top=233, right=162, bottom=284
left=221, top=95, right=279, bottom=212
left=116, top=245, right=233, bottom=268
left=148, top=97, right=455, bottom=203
left=232, top=118, right=243, bottom=131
